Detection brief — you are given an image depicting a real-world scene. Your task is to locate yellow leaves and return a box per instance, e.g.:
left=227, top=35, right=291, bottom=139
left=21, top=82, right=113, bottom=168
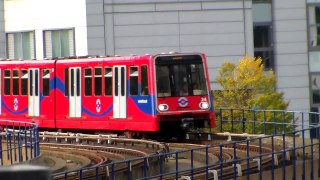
left=214, top=55, right=288, bottom=110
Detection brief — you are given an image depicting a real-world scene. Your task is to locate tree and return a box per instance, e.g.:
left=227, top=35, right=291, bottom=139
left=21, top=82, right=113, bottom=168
left=213, top=56, right=292, bottom=134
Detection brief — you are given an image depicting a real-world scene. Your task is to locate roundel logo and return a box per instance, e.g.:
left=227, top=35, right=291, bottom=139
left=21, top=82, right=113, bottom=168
left=13, top=98, right=19, bottom=111
left=96, top=99, right=101, bottom=113
left=178, top=97, right=188, bottom=107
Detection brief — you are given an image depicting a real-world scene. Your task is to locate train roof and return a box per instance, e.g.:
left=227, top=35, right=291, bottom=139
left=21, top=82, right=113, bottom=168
left=0, top=52, right=204, bottom=65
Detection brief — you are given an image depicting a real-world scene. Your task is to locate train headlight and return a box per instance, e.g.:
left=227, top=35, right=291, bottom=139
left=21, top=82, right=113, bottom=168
left=158, top=104, right=169, bottom=111
left=199, top=102, right=209, bottom=109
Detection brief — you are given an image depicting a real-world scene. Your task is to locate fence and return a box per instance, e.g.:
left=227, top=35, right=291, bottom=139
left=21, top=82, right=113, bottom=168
left=0, top=120, right=40, bottom=166
left=51, top=108, right=320, bottom=179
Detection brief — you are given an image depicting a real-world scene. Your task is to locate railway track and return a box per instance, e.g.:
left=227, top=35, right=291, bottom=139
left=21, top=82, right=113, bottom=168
left=7, top=130, right=316, bottom=179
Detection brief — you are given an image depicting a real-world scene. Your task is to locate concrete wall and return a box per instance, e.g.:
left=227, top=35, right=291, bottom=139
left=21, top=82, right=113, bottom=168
left=86, top=0, right=254, bottom=88
left=0, top=0, right=5, bottom=58
left=4, top=0, right=88, bottom=59
left=273, top=0, right=310, bottom=112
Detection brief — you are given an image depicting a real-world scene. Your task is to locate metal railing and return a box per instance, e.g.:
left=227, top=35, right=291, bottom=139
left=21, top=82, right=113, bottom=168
left=0, top=120, right=40, bottom=166
left=52, top=108, right=320, bottom=179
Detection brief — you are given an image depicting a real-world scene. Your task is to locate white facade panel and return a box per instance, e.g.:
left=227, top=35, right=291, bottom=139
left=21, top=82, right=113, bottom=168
left=155, top=2, right=201, bottom=11
left=274, top=20, right=307, bottom=32
left=180, top=22, right=244, bottom=35
left=180, top=33, right=244, bottom=46
left=275, top=31, right=307, bottom=43
left=179, top=10, right=244, bottom=23
left=115, top=36, right=179, bottom=49
left=114, top=24, right=179, bottom=37
left=181, top=44, right=245, bottom=57
left=114, top=12, right=179, bottom=25
left=274, top=9, right=306, bottom=21
left=276, top=65, right=309, bottom=77
left=277, top=77, right=310, bottom=88
left=202, top=1, right=243, bottom=10
left=111, top=4, right=156, bottom=13
left=276, top=54, right=308, bottom=65
left=276, top=43, right=308, bottom=54
left=4, top=0, right=88, bottom=58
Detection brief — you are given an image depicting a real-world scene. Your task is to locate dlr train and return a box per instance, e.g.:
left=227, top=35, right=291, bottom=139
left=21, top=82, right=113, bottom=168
left=0, top=53, right=215, bottom=137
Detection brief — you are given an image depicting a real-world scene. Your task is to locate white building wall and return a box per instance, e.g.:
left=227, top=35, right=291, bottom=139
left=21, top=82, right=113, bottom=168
left=4, top=0, right=88, bottom=59
left=273, top=0, right=310, bottom=112
left=0, top=0, right=5, bottom=58
left=99, top=0, right=253, bottom=90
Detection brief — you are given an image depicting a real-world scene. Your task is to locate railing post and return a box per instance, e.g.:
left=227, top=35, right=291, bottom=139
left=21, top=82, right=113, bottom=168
left=219, top=108, right=223, bottom=132
left=144, top=157, right=149, bottom=178
left=219, top=144, right=223, bottom=179
left=302, top=128, right=305, bottom=180
left=175, top=152, right=179, bottom=180
left=205, top=146, right=209, bottom=179
left=282, top=133, right=286, bottom=180
left=233, top=142, right=237, bottom=179
left=231, top=109, right=234, bottom=132
left=310, top=132, right=314, bottom=180
left=271, top=136, right=275, bottom=180
left=259, top=137, right=262, bottom=179
left=190, top=149, right=194, bottom=179
left=292, top=130, right=296, bottom=180
left=159, top=153, right=163, bottom=180
left=246, top=139, right=250, bottom=180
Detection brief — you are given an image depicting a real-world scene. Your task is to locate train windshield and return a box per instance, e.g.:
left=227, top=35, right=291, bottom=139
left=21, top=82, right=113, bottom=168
left=155, top=55, right=208, bottom=97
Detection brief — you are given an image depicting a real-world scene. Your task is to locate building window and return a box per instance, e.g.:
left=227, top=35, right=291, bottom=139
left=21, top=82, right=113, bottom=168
left=6, top=31, right=35, bottom=59
left=44, top=29, right=75, bottom=58
left=253, top=1, right=274, bottom=70
left=308, top=5, right=320, bottom=48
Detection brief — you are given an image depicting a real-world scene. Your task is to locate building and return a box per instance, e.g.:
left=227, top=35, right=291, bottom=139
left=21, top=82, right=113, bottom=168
left=0, top=0, right=318, bottom=133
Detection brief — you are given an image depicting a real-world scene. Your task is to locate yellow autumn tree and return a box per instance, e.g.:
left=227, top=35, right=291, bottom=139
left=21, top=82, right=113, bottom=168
left=213, top=56, right=291, bottom=134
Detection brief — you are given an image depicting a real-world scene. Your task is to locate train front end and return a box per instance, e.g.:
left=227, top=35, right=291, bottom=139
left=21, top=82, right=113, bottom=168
left=154, top=53, right=215, bottom=135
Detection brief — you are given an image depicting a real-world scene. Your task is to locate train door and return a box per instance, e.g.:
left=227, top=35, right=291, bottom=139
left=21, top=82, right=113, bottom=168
left=69, top=67, right=81, bottom=118
left=113, top=66, right=126, bottom=118
left=28, top=68, right=40, bottom=116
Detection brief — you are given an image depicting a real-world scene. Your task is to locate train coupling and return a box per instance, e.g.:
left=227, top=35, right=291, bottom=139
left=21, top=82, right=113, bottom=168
left=181, top=118, right=194, bottom=130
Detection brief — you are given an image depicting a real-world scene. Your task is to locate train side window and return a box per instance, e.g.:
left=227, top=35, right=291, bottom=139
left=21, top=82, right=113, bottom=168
left=141, top=65, right=148, bottom=96
left=94, top=67, right=102, bottom=96
left=84, top=68, right=92, bottom=96
left=21, top=70, right=28, bottom=95
left=4, top=70, right=11, bottom=95
left=104, top=67, right=112, bottom=96
left=43, top=69, right=50, bottom=96
left=64, top=68, right=69, bottom=96
left=130, top=66, right=138, bottom=96
left=12, top=70, right=19, bottom=95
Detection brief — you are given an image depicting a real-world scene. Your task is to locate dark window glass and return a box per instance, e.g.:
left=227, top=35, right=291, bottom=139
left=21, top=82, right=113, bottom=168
left=141, top=66, right=149, bottom=96
left=84, top=68, right=92, bottom=96
left=94, top=68, right=102, bottom=96
left=64, top=68, right=69, bottom=96
left=4, top=70, right=11, bottom=95
left=104, top=67, right=112, bottom=96
left=115, top=67, right=118, bottom=96
left=43, top=69, right=50, bottom=96
left=313, top=90, right=320, bottom=104
left=71, top=69, right=74, bottom=96
left=254, top=51, right=273, bottom=70
left=21, top=70, right=28, bottom=95
left=130, top=66, right=138, bottom=96
left=12, top=70, right=19, bottom=95
left=76, top=69, right=80, bottom=96
left=29, top=70, right=33, bottom=96
left=35, top=70, right=39, bottom=96
left=121, top=67, right=125, bottom=96
left=254, top=26, right=270, bottom=48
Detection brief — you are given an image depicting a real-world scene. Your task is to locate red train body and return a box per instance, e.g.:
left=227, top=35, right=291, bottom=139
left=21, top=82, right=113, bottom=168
left=0, top=53, right=215, bottom=135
